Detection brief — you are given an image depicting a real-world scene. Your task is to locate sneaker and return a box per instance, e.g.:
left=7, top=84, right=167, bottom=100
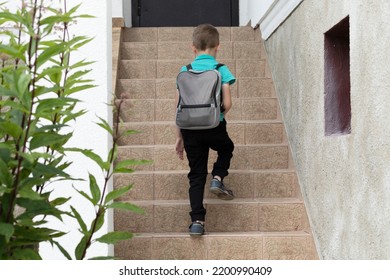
left=189, top=221, right=205, bottom=236
left=209, top=178, right=234, bottom=200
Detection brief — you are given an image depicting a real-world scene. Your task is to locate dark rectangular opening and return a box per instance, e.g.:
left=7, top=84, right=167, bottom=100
left=132, top=0, right=239, bottom=27
left=324, top=16, right=351, bottom=136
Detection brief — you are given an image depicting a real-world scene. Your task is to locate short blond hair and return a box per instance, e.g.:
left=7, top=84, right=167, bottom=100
left=192, top=24, right=219, bottom=51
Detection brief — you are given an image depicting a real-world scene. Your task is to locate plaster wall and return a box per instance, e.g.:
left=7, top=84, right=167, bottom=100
left=264, top=0, right=390, bottom=259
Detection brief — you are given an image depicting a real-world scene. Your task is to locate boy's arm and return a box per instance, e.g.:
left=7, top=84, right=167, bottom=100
left=221, top=83, right=232, bottom=114
left=175, top=90, right=184, bottom=160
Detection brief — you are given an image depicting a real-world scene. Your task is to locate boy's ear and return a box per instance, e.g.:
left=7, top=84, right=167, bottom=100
left=192, top=45, right=198, bottom=54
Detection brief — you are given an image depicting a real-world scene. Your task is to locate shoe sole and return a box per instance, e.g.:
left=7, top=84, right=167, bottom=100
left=209, top=186, right=234, bottom=200
left=189, top=232, right=204, bottom=237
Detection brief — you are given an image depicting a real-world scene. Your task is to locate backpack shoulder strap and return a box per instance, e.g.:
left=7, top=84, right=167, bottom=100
left=186, top=64, right=192, bottom=71
left=215, top=63, right=224, bottom=70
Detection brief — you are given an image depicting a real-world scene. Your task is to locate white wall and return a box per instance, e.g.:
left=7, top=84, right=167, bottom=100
left=41, top=0, right=113, bottom=260
left=112, top=0, right=123, bottom=18
left=240, top=0, right=275, bottom=26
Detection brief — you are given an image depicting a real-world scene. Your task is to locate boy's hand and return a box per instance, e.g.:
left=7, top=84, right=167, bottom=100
left=175, top=137, right=184, bottom=160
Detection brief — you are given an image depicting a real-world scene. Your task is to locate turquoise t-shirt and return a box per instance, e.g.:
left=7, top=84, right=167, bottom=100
left=179, top=54, right=236, bottom=121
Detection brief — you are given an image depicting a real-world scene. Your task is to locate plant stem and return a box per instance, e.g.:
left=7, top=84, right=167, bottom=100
left=6, top=0, right=43, bottom=223
left=78, top=98, right=123, bottom=259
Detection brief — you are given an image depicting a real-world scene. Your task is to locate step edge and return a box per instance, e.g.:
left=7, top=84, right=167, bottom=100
left=128, top=231, right=313, bottom=238
left=123, top=198, right=303, bottom=205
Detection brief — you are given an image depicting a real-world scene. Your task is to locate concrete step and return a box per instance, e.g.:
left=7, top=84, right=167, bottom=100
left=115, top=77, right=275, bottom=99
left=118, top=98, right=280, bottom=122
left=121, top=26, right=261, bottom=43
left=114, top=199, right=310, bottom=234
left=114, top=170, right=300, bottom=201
left=115, top=231, right=318, bottom=260
left=120, top=41, right=266, bottom=60
left=117, top=59, right=267, bottom=79
left=116, top=144, right=290, bottom=171
left=117, top=121, right=286, bottom=146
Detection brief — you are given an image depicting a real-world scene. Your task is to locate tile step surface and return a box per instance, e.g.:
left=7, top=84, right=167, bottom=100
left=115, top=231, right=318, bottom=260
left=114, top=199, right=310, bottom=234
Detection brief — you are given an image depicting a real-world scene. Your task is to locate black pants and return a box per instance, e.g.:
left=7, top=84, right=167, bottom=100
left=181, top=119, right=234, bottom=222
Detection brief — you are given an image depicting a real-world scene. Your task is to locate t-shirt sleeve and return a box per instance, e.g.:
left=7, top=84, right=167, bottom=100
left=219, top=65, right=236, bottom=85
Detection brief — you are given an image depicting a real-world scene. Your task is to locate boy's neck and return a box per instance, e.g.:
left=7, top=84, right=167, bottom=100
left=194, top=47, right=218, bottom=58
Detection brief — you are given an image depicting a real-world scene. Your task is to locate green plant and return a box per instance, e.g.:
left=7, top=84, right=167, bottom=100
left=0, top=0, right=146, bottom=260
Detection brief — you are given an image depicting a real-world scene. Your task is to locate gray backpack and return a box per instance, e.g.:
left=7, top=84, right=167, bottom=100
left=176, top=64, right=224, bottom=130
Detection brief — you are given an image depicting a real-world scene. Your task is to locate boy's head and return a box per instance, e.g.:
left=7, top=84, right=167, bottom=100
left=192, top=24, right=219, bottom=51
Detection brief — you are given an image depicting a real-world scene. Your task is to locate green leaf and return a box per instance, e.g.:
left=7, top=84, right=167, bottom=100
left=114, top=159, right=151, bottom=173
left=16, top=198, right=64, bottom=221
left=52, top=240, right=72, bottom=260
left=10, top=248, right=42, bottom=260
left=0, top=121, right=23, bottom=138
left=95, top=116, right=113, bottom=135
left=107, top=202, right=144, bottom=214
left=69, top=36, right=94, bottom=50
left=0, top=12, right=28, bottom=25
left=93, top=210, right=105, bottom=232
left=15, top=71, right=30, bottom=100
left=74, top=188, right=94, bottom=205
left=89, top=173, right=101, bottom=205
left=67, top=69, right=92, bottom=82
left=63, top=109, right=87, bottom=124
left=122, top=129, right=141, bottom=136
left=30, top=132, right=72, bottom=150
left=70, top=206, right=88, bottom=234
left=64, top=84, right=96, bottom=96
left=88, top=256, right=116, bottom=260
left=0, top=158, right=13, bottom=187
left=51, top=197, right=71, bottom=207
left=95, top=231, right=133, bottom=245
left=113, top=167, right=135, bottom=174
left=37, top=66, right=64, bottom=83
left=40, top=15, right=72, bottom=26
left=69, top=148, right=110, bottom=171
left=0, top=84, right=17, bottom=98
left=0, top=223, right=14, bottom=243
left=0, top=44, right=26, bottom=62
left=34, top=162, right=70, bottom=179
left=66, top=3, right=82, bottom=16
left=70, top=59, right=95, bottom=70
left=75, top=235, right=88, bottom=260
left=0, top=144, right=12, bottom=162
left=18, top=187, right=44, bottom=200
left=104, top=184, right=133, bottom=204
left=35, top=97, right=79, bottom=118
left=36, top=42, right=67, bottom=69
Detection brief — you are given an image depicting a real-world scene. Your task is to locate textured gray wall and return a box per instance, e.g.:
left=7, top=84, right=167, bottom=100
left=264, top=0, right=390, bottom=259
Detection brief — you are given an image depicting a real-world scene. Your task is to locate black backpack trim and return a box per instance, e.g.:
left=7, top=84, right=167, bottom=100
left=186, top=63, right=224, bottom=71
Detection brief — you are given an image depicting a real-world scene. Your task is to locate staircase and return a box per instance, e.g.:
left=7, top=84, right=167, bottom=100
left=113, top=26, right=318, bottom=260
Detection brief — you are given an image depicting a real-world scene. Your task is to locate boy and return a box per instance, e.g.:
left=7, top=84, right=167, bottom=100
left=175, top=24, right=236, bottom=236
